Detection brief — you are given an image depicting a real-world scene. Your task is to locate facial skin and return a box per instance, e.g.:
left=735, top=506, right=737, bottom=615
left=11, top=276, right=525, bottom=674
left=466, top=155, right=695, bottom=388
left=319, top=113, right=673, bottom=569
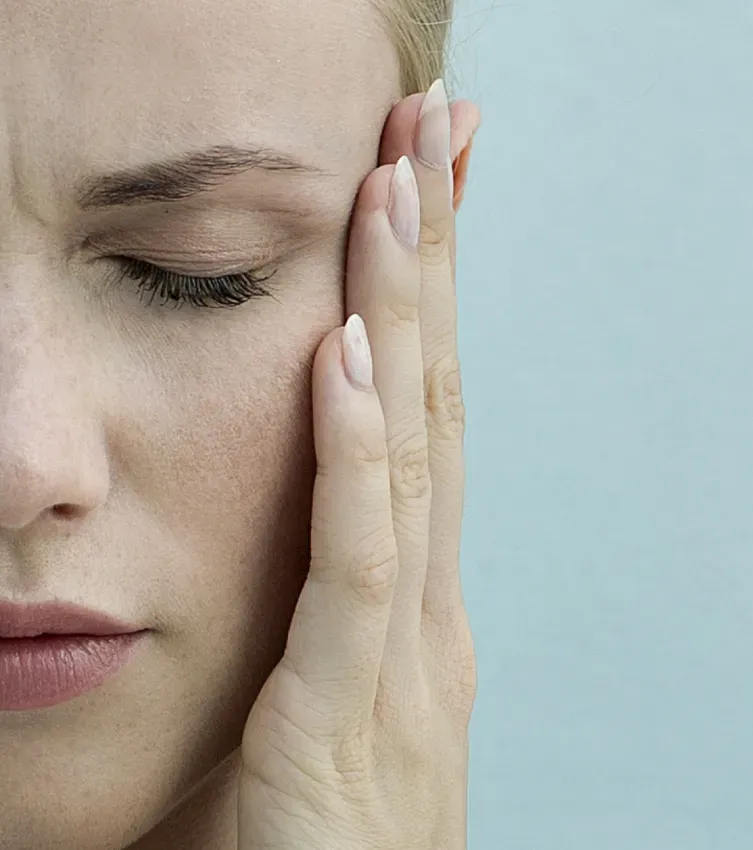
left=0, top=1, right=402, bottom=847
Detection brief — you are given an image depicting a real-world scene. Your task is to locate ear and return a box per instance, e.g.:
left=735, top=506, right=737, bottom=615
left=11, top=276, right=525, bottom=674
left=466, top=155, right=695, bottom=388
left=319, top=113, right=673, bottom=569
left=450, top=100, right=482, bottom=212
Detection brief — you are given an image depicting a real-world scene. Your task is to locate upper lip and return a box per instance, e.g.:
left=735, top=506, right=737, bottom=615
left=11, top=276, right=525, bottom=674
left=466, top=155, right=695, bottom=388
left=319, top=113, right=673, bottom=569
left=0, top=599, right=141, bottom=638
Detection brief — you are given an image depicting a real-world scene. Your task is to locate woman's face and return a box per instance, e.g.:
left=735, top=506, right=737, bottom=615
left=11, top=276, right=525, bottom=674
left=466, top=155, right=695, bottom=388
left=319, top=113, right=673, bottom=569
left=0, top=0, right=401, bottom=847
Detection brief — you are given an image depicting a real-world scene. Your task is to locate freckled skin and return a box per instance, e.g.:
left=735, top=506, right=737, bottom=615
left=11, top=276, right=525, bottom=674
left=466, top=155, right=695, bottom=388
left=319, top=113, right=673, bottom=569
left=0, top=1, right=401, bottom=848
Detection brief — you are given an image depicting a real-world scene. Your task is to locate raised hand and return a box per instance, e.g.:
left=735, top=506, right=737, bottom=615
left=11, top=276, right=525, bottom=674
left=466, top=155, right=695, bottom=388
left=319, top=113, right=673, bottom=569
left=238, top=80, right=482, bottom=850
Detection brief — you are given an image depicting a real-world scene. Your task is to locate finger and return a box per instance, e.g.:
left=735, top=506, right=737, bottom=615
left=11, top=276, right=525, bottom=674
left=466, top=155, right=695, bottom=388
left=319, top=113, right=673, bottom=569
left=379, top=97, right=480, bottom=170
left=452, top=134, right=475, bottom=212
left=282, top=319, right=398, bottom=731
left=345, top=157, right=429, bottom=651
left=380, top=96, right=481, bottom=262
left=381, top=81, right=467, bottom=629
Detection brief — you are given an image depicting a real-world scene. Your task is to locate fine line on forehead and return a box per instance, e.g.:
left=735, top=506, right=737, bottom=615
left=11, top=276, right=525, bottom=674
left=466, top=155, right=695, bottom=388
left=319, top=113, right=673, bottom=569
left=74, top=143, right=334, bottom=211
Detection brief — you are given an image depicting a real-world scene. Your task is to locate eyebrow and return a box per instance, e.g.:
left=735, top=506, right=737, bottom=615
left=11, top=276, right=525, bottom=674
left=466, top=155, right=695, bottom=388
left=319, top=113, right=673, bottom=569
left=74, top=144, right=330, bottom=211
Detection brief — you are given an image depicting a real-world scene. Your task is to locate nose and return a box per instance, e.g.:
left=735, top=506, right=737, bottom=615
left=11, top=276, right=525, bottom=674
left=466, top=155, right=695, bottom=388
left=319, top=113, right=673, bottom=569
left=0, top=291, right=110, bottom=530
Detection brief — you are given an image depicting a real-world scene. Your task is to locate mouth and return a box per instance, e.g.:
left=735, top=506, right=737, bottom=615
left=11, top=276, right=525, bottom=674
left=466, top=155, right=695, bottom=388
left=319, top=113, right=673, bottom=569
left=0, top=631, right=148, bottom=711
left=0, top=598, right=142, bottom=638
left=0, top=632, right=141, bottom=642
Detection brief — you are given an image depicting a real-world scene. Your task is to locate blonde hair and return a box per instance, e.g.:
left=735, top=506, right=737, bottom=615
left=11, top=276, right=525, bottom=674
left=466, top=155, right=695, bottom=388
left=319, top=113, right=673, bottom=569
left=372, top=0, right=455, bottom=96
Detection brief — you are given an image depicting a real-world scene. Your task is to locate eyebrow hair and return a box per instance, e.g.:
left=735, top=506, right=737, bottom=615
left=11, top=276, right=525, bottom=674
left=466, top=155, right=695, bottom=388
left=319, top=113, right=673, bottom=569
left=75, top=144, right=329, bottom=211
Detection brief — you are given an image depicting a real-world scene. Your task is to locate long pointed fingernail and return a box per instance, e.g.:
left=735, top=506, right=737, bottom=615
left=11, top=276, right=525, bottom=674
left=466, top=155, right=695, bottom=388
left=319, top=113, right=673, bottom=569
left=388, top=156, right=420, bottom=249
left=416, top=78, right=453, bottom=207
left=342, top=314, right=374, bottom=391
left=416, top=78, right=451, bottom=169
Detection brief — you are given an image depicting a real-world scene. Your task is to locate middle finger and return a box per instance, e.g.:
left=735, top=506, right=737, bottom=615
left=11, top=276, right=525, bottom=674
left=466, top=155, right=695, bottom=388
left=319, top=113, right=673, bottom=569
left=345, top=155, right=428, bottom=651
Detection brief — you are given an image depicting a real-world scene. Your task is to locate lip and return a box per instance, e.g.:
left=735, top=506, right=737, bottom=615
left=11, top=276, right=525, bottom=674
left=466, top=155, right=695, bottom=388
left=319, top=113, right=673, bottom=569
left=0, top=599, right=141, bottom=638
left=0, top=632, right=147, bottom=711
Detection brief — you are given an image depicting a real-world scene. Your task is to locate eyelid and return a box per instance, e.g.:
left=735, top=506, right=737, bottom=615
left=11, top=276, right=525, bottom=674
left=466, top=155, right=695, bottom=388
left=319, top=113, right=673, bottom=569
left=96, top=206, right=322, bottom=255
left=84, top=235, right=278, bottom=277
left=128, top=254, right=275, bottom=277
left=143, top=228, right=331, bottom=274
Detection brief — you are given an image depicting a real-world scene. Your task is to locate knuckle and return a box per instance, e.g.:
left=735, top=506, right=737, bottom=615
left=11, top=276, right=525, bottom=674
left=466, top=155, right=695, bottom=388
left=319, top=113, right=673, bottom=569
left=388, top=434, right=432, bottom=503
left=310, top=532, right=398, bottom=607
left=347, top=418, right=388, bottom=469
left=346, top=535, right=399, bottom=604
left=419, top=221, right=451, bottom=254
left=381, top=297, right=420, bottom=330
left=331, top=729, right=373, bottom=784
left=425, top=354, right=465, bottom=439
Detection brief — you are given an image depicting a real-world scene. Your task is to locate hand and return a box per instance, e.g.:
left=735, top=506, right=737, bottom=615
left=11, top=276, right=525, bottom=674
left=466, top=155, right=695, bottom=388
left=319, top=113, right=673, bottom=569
left=238, top=81, right=482, bottom=850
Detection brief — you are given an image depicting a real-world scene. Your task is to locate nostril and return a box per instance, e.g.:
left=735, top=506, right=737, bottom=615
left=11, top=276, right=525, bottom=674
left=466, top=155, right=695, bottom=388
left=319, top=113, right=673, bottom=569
left=52, top=503, right=82, bottom=519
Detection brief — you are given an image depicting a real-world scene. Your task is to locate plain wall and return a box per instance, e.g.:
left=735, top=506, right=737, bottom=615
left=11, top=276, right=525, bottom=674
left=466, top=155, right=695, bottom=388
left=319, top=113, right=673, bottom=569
left=451, top=3, right=753, bottom=848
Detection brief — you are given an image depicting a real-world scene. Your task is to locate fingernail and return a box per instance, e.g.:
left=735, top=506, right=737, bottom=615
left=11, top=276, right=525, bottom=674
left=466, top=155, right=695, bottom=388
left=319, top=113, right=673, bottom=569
left=342, top=313, right=374, bottom=391
left=387, top=156, right=420, bottom=249
left=416, top=78, right=451, bottom=170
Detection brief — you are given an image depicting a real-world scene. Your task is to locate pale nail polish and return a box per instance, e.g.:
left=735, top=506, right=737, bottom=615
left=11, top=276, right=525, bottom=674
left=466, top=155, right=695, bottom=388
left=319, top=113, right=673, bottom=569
left=387, top=156, right=420, bottom=249
left=342, top=313, right=373, bottom=390
left=416, top=78, right=451, bottom=169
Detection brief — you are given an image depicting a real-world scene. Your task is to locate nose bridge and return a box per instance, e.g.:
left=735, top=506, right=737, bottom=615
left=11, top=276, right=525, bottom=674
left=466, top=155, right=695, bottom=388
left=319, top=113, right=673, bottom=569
left=0, top=59, right=110, bottom=529
left=0, top=272, right=74, bottom=413
left=0, top=266, right=110, bottom=528
left=0, top=244, right=75, bottom=364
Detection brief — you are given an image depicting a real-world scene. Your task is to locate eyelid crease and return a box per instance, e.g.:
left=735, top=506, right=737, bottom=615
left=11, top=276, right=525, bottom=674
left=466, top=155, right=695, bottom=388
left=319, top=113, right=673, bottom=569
left=83, top=230, right=283, bottom=275
left=81, top=195, right=338, bottom=249
left=122, top=227, right=330, bottom=274
left=115, top=252, right=277, bottom=278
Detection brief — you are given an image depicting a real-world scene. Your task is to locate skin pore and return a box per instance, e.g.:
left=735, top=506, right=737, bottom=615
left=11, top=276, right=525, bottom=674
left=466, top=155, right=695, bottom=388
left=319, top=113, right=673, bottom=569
left=0, top=0, right=402, bottom=848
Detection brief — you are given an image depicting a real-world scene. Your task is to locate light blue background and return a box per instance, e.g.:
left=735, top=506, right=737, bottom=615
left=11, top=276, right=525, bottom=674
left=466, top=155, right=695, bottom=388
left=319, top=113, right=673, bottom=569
left=451, top=3, right=753, bottom=848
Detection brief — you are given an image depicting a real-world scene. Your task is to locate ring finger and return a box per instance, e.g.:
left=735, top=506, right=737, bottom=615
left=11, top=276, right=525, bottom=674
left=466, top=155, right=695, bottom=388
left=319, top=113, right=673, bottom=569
left=345, top=155, right=429, bottom=657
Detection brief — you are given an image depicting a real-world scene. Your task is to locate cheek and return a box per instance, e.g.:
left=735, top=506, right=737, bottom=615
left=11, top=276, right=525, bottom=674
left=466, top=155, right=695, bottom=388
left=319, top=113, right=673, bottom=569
left=105, top=244, right=344, bottom=636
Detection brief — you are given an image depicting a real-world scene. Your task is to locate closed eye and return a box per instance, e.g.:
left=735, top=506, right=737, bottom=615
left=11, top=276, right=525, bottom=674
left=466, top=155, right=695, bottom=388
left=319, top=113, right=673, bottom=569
left=110, top=256, right=281, bottom=309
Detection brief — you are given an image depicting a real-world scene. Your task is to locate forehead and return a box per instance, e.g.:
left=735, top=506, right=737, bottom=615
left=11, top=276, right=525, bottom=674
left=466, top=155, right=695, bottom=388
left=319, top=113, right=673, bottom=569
left=0, top=0, right=399, bottom=213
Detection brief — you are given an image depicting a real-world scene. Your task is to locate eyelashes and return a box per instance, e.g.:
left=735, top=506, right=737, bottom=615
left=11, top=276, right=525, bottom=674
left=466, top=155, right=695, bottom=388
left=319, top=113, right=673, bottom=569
left=110, top=256, right=280, bottom=309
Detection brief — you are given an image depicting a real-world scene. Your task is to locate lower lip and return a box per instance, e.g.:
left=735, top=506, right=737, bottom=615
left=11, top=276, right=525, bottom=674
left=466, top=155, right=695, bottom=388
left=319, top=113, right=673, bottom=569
left=0, top=632, right=146, bottom=711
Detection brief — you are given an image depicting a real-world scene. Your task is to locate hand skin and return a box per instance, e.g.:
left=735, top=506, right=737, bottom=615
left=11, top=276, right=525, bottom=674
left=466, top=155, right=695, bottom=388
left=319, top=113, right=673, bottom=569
left=236, top=81, right=482, bottom=850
